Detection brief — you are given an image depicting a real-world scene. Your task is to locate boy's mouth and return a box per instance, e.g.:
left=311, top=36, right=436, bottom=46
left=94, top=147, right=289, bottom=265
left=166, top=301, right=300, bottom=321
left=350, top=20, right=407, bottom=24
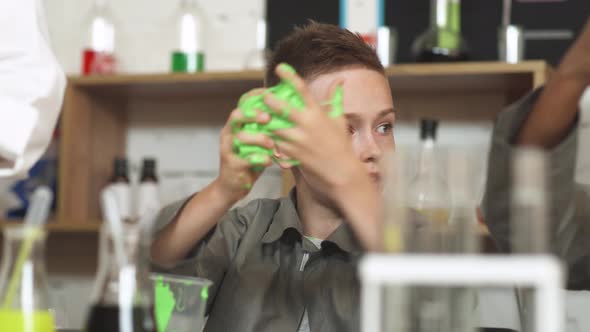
left=369, top=172, right=381, bottom=183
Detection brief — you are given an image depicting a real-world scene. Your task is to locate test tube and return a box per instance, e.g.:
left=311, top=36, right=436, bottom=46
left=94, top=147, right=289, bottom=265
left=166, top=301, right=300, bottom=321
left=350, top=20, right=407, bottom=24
left=447, top=149, right=478, bottom=332
left=511, top=148, right=548, bottom=254
left=511, top=148, right=549, bottom=332
left=381, top=149, right=410, bottom=332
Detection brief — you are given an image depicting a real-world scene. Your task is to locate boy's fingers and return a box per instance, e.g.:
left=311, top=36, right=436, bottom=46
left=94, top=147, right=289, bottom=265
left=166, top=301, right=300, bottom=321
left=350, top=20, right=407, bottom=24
left=227, top=108, right=270, bottom=131
left=273, top=127, right=301, bottom=143
left=238, top=88, right=266, bottom=105
left=234, top=132, right=275, bottom=150
left=326, top=79, right=345, bottom=118
left=245, top=153, right=273, bottom=168
left=275, top=63, right=318, bottom=108
left=272, top=140, right=302, bottom=164
left=263, top=94, right=302, bottom=121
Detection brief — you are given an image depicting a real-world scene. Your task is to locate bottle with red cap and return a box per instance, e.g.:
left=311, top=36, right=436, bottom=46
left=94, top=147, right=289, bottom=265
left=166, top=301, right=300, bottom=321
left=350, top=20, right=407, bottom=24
left=81, top=0, right=117, bottom=75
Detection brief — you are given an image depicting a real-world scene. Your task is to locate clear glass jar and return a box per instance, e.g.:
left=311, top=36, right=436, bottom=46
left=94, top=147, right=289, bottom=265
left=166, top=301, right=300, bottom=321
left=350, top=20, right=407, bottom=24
left=0, top=225, right=55, bottom=332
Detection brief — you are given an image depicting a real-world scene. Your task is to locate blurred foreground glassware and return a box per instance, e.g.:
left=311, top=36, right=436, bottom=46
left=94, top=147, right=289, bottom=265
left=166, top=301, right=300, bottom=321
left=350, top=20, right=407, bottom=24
left=0, top=226, right=55, bottom=332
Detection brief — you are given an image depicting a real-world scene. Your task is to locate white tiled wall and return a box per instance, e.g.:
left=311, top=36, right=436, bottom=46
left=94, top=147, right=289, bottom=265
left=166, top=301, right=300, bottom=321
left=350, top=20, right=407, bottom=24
left=124, top=98, right=283, bottom=207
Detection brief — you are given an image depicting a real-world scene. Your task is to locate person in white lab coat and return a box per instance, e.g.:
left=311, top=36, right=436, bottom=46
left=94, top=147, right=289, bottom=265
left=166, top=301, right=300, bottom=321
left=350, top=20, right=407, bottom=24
left=0, top=0, right=66, bottom=179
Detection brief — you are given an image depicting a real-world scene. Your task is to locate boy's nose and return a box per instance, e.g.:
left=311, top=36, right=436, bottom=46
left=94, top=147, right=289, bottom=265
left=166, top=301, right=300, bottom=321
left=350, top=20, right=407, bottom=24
left=360, top=134, right=382, bottom=162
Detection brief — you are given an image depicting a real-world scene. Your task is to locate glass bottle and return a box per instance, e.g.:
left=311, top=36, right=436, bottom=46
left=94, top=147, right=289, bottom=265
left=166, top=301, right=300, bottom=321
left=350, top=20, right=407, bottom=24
left=171, top=0, right=206, bottom=73
left=136, top=158, right=161, bottom=220
left=85, top=222, right=155, bottom=332
left=109, top=158, right=131, bottom=222
left=0, top=226, right=55, bottom=332
left=81, top=0, right=117, bottom=75
left=406, top=119, right=452, bottom=251
left=412, top=0, right=469, bottom=62
left=243, top=16, right=269, bottom=70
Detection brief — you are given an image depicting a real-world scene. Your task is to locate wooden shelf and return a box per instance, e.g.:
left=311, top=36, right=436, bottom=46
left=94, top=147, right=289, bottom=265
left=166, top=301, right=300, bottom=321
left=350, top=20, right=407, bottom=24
left=386, top=60, right=550, bottom=93
left=0, top=220, right=101, bottom=232
left=66, top=61, right=549, bottom=97
left=68, top=70, right=264, bottom=98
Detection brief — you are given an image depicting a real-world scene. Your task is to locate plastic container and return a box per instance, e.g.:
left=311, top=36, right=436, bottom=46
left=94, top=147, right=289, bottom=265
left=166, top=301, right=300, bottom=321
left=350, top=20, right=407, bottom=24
left=150, top=273, right=212, bottom=332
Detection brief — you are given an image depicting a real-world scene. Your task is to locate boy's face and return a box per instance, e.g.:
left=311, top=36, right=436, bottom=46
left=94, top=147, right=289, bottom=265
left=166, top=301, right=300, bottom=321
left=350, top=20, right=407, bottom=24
left=307, top=67, right=396, bottom=186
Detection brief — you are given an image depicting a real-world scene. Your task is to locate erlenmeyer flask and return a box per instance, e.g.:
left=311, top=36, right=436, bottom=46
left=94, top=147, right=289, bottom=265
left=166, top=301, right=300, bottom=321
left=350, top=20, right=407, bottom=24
left=85, top=222, right=156, bottom=332
left=0, top=225, right=55, bottom=332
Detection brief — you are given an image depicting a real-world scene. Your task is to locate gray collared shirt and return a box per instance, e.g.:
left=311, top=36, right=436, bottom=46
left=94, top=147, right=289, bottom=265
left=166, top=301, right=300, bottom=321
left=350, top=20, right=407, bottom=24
left=482, top=88, right=590, bottom=289
left=152, top=191, right=363, bottom=332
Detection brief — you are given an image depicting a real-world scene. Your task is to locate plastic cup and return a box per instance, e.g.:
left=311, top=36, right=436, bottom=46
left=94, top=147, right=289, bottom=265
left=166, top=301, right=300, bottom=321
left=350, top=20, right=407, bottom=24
left=150, top=273, right=212, bottom=332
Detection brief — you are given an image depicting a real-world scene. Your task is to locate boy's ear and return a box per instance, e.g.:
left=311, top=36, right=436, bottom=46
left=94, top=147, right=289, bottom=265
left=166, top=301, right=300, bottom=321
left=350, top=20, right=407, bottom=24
left=273, top=146, right=296, bottom=169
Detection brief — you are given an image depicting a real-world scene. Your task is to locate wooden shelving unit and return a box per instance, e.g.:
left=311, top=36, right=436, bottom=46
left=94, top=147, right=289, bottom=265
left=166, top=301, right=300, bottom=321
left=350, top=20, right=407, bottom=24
left=12, top=60, right=550, bottom=233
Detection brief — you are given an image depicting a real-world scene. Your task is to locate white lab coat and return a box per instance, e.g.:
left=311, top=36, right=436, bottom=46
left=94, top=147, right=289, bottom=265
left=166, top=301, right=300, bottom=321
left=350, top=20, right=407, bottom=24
left=0, top=0, right=66, bottom=179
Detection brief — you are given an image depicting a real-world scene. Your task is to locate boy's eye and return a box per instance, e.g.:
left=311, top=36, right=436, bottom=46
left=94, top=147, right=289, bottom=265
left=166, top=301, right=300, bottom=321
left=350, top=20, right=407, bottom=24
left=376, top=123, right=393, bottom=135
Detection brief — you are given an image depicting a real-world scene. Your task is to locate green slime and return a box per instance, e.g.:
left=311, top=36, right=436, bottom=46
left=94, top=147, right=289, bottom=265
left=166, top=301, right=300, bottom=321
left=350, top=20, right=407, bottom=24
left=154, top=277, right=175, bottom=332
left=232, top=63, right=343, bottom=171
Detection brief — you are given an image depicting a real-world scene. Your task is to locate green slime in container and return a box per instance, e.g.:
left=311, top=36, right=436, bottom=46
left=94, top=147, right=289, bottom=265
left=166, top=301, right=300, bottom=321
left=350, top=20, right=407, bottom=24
left=154, top=277, right=176, bottom=332
left=153, top=277, right=210, bottom=332
left=232, top=63, right=343, bottom=171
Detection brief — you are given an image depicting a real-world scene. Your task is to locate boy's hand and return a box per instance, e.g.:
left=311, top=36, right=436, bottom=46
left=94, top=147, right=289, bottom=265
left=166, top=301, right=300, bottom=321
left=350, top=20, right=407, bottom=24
left=265, top=64, right=372, bottom=206
left=215, top=89, right=274, bottom=203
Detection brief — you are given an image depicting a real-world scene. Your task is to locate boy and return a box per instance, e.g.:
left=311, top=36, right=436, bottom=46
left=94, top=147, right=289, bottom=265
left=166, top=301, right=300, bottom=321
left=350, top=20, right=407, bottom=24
left=151, top=22, right=393, bottom=331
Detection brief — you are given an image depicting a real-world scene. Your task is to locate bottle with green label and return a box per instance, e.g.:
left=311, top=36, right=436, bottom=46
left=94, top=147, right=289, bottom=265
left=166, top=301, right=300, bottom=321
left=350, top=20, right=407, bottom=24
left=412, top=0, right=469, bottom=62
left=171, top=0, right=206, bottom=73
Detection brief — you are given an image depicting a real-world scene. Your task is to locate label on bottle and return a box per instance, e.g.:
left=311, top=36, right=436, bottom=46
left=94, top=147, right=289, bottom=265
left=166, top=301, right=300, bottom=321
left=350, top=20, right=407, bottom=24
left=109, top=183, right=131, bottom=221
left=82, top=49, right=117, bottom=75
left=137, top=182, right=161, bottom=220
left=171, top=51, right=205, bottom=72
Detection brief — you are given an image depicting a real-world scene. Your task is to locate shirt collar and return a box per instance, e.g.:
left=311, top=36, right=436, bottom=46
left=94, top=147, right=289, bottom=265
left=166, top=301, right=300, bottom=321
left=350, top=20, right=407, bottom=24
left=261, top=190, right=303, bottom=244
left=261, top=189, right=363, bottom=255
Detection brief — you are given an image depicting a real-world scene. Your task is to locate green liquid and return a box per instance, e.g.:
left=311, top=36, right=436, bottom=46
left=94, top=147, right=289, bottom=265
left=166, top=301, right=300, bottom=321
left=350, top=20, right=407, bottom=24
left=438, top=1, right=461, bottom=50
left=171, top=51, right=205, bottom=72
left=0, top=310, right=55, bottom=332
left=154, top=277, right=176, bottom=332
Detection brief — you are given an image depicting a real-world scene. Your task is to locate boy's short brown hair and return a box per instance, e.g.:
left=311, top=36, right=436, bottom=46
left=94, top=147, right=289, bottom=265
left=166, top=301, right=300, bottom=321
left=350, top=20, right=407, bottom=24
left=265, top=22, right=385, bottom=86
